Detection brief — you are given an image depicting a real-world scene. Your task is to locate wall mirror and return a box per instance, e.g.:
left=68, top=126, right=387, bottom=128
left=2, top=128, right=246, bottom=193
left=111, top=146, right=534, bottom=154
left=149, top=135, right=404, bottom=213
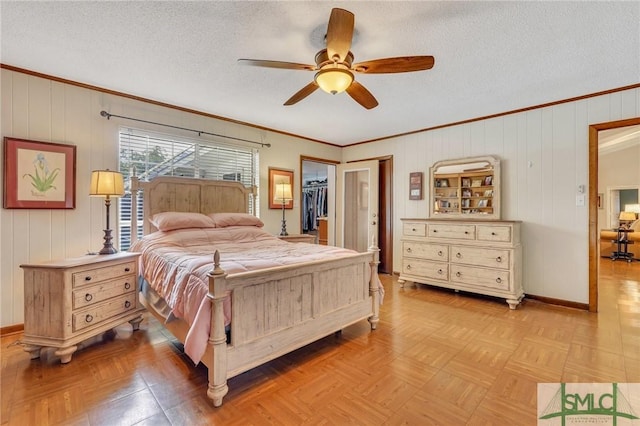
left=429, top=155, right=501, bottom=220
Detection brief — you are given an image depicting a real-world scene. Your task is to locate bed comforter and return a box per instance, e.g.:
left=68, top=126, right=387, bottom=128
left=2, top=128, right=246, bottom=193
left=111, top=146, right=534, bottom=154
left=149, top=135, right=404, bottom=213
left=130, top=226, right=366, bottom=363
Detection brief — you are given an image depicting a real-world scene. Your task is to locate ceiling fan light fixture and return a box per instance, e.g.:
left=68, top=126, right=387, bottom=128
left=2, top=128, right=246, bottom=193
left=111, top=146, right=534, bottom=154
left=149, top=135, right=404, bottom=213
left=314, top=68, right=354, bottom=94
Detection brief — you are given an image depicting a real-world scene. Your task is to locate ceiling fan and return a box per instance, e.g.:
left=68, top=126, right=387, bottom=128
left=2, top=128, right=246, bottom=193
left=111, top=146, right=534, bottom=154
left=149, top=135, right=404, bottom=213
left=238, top=8, right=435, bottom=110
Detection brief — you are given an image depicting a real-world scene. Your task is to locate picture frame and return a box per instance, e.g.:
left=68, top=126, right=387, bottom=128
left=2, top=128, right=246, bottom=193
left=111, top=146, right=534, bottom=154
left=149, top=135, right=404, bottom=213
left=471, top=179, right=482, bottom=187
left=598, top=193, right=604, bottom=209
left=268, top=167, right=294, bottom=209
left=483, top=175, right=493, bottom=186
left=3, top=137, right=76, bottom=209
left=409, top=172, right=423, bottom=200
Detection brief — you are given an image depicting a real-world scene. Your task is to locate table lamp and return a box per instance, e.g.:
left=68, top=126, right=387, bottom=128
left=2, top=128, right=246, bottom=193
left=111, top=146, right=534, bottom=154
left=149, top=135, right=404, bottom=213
left=274, top=182, right=293, bottom=236
left=618, top=211, right=636, bottom=228
left=90, top=169, right=125, bottom=254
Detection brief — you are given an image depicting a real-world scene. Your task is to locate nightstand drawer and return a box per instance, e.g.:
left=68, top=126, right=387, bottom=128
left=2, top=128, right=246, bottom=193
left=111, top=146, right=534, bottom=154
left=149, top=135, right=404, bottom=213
left=72, top=261, right=136, bottom=287
left=73, top=293, right=138, bottom=332
left=72, top=276, right=136, bottom=309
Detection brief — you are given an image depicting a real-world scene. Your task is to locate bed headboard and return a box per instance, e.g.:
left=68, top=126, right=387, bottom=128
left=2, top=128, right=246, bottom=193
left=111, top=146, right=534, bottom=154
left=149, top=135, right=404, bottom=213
left=130, top=176, right=253, bottom=237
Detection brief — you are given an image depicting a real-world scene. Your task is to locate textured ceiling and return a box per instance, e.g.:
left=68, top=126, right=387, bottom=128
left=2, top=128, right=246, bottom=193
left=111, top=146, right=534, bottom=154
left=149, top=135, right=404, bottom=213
left=1, top=1, right=639, bottom=146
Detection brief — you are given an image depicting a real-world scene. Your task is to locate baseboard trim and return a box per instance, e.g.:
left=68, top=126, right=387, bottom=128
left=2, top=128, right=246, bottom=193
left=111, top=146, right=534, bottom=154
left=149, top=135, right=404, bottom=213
left=1, top=324, right=24, bottom=336
left=524, top=294, right=589, bottom=311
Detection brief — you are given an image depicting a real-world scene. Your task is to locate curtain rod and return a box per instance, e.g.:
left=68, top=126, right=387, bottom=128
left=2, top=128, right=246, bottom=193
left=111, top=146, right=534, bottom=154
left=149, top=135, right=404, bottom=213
left=99, top=110, right=271, bottom=148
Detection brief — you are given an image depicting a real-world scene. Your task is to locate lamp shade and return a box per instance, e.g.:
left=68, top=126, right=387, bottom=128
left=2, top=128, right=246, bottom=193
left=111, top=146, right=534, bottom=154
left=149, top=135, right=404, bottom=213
left=314, top=68, right=354, bottom=94
left=90, top=170, right=125, bottom=197
left=273, top=182, right=293, bottom=203
left=624, top=204, right=640, bottom=214
left=619, top=211, right=637, bottom=221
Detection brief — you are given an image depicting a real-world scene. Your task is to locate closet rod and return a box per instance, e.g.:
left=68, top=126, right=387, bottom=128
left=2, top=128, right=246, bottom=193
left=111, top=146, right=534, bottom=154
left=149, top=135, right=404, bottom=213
left=99, top=110, right=271, bottom=148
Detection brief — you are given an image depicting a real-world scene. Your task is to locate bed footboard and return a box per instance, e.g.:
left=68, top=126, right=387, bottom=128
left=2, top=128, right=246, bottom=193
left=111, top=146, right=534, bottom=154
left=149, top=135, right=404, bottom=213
left=206, top=246, right=381, bottom=407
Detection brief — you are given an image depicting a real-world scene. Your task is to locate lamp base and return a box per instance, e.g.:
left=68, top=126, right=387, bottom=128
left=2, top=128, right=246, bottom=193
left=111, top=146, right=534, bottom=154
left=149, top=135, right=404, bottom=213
left=279, top=220, right=288, bottom=236
left=99, top=229, right=118, bottom=255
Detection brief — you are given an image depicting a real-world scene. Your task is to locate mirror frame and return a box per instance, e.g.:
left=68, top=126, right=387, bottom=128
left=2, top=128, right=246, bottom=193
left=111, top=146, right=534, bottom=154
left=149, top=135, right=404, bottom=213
left=428, top=155, right=501, bottom=220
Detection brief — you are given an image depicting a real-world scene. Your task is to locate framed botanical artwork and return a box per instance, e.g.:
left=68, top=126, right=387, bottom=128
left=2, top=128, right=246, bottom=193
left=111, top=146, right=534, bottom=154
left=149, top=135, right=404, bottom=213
left=3, top=137, right=76, bottom=209
left=268, top=167, right=294, bottom=209
left=409, top=172, right=423, bottom=200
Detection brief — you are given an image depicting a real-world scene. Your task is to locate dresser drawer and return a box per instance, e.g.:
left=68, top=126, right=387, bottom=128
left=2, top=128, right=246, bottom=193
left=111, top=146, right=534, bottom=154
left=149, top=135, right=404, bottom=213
left=72, top=276, right=136, bottom=310
left=403, top=222, right=427, bottom=237
left=450, top=265, right=510, bottom=291
left=477, top=225, right=512, bottom=243
left=450, top=246, right=510, bottom=270
left=402, top=259, right=448, bottom=281
left=428, top=224, right=475, bottom=240
left=72, top=261, right=136, bottom=287
left=72, top=293, right=138, bottom=332
left=403, top=242, right=449, bottom=261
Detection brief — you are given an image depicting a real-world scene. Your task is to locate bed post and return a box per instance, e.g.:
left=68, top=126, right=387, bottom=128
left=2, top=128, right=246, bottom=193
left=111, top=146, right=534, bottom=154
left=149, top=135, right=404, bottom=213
left=368, top=236, right=381, bottom=330
left=130, top=175, right=139, bottom=244
left=206, top=250, right=229, bottom=407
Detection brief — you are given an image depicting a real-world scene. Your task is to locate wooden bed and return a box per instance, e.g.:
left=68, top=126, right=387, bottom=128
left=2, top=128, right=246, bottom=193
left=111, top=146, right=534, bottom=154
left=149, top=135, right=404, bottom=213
left=130, top=176, right=381, bottom=407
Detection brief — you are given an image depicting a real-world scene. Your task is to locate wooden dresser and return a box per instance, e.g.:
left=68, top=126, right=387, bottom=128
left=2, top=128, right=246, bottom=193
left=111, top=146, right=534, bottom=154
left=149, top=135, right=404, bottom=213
left=20, top=252, right=144, bottom=363
left=399, top=218, right=524, bottom=309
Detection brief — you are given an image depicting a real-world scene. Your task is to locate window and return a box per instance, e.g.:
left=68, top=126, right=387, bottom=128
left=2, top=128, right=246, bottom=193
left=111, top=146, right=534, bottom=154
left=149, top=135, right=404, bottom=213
left=118, top=128, right=259, bottom=250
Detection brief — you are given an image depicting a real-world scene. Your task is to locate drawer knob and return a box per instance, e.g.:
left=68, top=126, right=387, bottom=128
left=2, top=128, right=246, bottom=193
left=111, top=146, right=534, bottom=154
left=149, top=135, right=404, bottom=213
left=124, top=267, right=131, bottom=272
left=464, top=231, right=469, bottom=234
left=496, top=277, right=502, bottom=284
left=406, top=264, right=412, bottom=270
left=84, top=276, right=92, bottom=282
left=432, top=229, right=437, bottom=233
left=406, top=248, right=412, bottom=253
left=411, top=228, right=416, bottom=232
left=491, top=232, right=496, bottom=236
left=85, top=314, right=93, bottom=323
left=456, top=272, right=461, bottom=277
left=84, top=293, right=93, bottom=302
left=124, top=300, right=131, bottom=309
left=124, top=282, right=131, bottom=290
left=438, top=250, right=443, bottom=256
left=496, top=256, right=502, bottom=263
left=456, top=252, right=462, bottom=258
left=437, top=269, right=443, bottom=275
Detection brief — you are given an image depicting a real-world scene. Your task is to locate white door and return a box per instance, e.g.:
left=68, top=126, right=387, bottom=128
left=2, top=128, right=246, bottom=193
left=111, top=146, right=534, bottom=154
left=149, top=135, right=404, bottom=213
left=336, top=160, right=379, bottom=251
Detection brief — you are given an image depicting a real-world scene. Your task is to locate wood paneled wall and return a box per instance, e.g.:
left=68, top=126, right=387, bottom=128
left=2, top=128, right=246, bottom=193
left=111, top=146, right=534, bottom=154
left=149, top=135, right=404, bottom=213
left=342, top=88, right=640, bottom=305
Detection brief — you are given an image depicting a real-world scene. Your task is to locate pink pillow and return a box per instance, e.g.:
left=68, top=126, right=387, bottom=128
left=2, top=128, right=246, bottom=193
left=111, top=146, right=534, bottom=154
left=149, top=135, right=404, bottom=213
left=208, top=212, right=264, bottom=228
left=150, top=212, right=216, bottom=231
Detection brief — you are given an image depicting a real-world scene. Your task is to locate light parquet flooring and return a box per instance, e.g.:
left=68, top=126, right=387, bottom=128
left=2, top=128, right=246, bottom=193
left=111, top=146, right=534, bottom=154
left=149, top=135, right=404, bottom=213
left=1, top=259, right=638, bottom=425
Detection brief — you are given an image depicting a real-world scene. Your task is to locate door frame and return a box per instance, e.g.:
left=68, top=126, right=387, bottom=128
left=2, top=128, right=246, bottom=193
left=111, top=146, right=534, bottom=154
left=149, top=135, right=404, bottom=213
left=588, top=117, right=640, bottom=312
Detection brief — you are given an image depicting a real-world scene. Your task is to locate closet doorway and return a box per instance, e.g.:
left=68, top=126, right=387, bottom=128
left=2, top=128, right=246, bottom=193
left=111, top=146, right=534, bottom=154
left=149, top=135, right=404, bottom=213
left=300, top=157, right=339, bottom=246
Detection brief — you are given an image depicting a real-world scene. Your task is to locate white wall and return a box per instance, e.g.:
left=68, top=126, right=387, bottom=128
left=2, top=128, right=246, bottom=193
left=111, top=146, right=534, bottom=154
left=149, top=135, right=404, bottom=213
left=598, top=144, right=640, bottom=230
left=342, top=88, right=640, bottom=304
left=0, top=69, right=341, bottom=327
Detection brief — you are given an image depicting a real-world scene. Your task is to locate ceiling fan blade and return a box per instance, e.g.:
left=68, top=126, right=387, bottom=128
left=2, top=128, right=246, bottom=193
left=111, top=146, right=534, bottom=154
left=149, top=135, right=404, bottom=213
left=326, top=8, right=354, bottom=62
left=238, top=59, right=315, bottom=71
left=284, top=82, right=319, bottom=106
left=346, top=81, right=379, bottom=110
left=352, top=56, right=435, bottom=74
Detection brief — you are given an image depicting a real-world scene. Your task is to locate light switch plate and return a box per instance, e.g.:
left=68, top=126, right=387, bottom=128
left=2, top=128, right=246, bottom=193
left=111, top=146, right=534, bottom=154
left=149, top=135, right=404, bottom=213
left=576, top=195, right=585, bottom=206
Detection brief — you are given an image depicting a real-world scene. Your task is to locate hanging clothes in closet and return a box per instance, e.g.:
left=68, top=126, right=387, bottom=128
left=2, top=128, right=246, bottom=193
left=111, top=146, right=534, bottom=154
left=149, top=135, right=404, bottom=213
left=302, top=180, right=328, bottom=232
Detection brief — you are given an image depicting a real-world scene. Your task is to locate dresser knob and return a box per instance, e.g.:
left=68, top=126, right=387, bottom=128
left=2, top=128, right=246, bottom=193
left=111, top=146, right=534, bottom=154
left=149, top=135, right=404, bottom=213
left=433, top=229, right=437, bottom=233
left=124, top=301, right=131, bottom=309
left=456, top=272, right=461, bottom=277
left=496, top=277, right=502, bottom=284
left=496, top=256, right=502, bottom=263
left=124, top=267, right=131, bottom=272
left=464, top=231, right=469, bottom=234
left=406, top=248, right=412, bottom=253
left=437, top=269, right=443, bottom=274
left=491, top=232, right=496, bottom=236
left=456, top=252, right=462, bottom=258
left=85, top=314, right=93, bottom=323
left=84, top=276, right=92, bottom=281
left=438, top=250, right=443, bottom=256
left=406, top=264, right=412, bottom=270
left=124, top=282, right=131, bottom=290
left=85, top=294, right=93, bottom=302
left=412, top=228, right=416, bottom=232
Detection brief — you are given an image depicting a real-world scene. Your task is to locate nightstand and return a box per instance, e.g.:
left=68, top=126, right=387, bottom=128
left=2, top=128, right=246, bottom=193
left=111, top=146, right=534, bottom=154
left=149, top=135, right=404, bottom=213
left=278, top=234, right=317, bottom=244
left=20, top=252, right=144, bottom=364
